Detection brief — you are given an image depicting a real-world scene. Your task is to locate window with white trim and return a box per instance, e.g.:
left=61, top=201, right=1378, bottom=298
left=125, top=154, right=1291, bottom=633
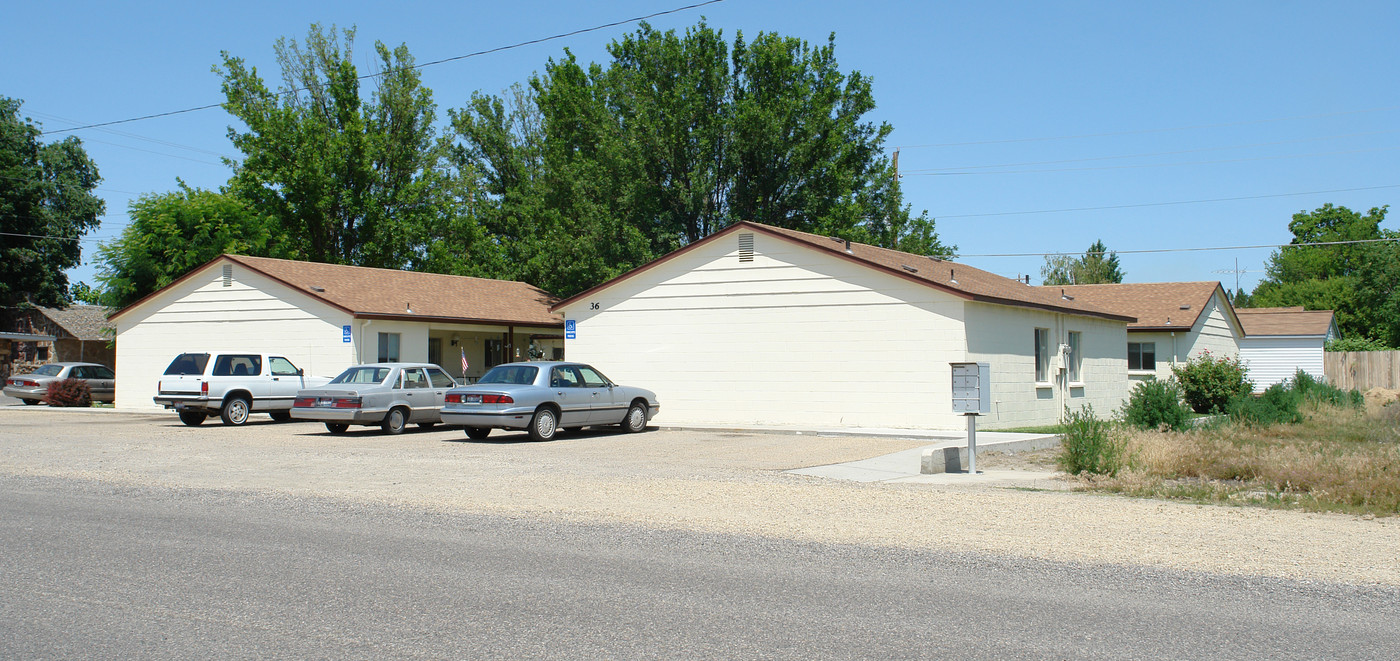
left=1067, top=331, right=1082, bottom=383
left=1034, top=328, right=1050, bottom=383
left=1128, top=342, right=1156, bottom=371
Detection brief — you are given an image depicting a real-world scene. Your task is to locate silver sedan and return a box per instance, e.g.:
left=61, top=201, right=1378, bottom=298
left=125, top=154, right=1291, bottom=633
left=4, top=362, right=115, bottom=405
left=291, top=363, right=458, bottom=435
left=441, top=361, right=659, bottom=441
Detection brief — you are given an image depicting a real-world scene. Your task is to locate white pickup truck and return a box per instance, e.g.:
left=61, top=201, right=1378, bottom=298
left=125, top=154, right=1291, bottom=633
left=155, top=352, right=331, bottom=426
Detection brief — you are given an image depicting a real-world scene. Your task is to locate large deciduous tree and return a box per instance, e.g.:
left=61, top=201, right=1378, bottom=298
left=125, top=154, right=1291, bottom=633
left=92, top=185, right=291, bottom=309
left=451, top=21, right=951, bottom=298
left=1040, top=239, right=1123, bottom=285
left=216, top=24, right=475, bottom=271
left=1249, top=203, right=1390, bottom=341
left=0, top=96, right=104, bottom=307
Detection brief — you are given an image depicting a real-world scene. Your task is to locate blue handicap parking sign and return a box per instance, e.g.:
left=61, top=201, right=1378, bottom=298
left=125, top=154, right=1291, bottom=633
left=565, top=320, right=576, bottom=339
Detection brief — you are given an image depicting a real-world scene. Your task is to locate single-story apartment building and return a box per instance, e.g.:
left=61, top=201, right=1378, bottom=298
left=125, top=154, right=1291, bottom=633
left=1052, top=282, right=1243, bottom=383
left=110, top=255, right=563, bottom=409
left=552, top=221, right=1137, bottom=430
left=1236, top=306, right=1338, bottom=391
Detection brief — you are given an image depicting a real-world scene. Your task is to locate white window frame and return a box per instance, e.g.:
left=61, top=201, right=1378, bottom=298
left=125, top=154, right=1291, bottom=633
left=377, top=332, right=401, bottom=363
left=1034, top=328, right=1050, bottom=384
left=1067, top=331, right=1082, bottom=384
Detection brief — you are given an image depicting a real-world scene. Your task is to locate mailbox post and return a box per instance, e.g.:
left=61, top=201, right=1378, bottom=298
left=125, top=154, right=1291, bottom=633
left=951, top=362, right=991, bottom=474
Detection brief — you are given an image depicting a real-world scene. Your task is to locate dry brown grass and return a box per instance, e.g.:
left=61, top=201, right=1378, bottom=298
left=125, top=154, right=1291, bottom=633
left=1076, top=401, right=1400, bottom=517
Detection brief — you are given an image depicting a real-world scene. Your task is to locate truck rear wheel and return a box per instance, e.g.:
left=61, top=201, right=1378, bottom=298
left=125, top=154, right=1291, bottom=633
left=178, top=411, right=207, bottom=426
left=220, top=397, right=251, bottom=425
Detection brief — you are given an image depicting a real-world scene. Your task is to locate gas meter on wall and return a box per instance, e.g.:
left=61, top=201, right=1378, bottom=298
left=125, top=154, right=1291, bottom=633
left=951, top=362, right=991, bottom=414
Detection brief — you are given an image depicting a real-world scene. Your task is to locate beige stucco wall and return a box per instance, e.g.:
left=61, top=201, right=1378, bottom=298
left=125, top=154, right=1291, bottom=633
left=964, top=302, right=1131, bottom=428
left=114, top=262, right=358, bottom=409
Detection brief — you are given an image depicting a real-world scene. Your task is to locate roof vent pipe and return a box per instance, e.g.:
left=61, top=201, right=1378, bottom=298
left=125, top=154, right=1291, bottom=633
left=949, top=269, right=958, bottom=285
left=844, top=239, right=852, bottom=254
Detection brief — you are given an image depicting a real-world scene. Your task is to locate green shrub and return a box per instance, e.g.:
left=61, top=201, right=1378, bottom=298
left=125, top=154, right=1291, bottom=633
left=1172, top=351, right=1253, bottom=414
left=1120, top=378, right=1192, bottom=431
left=43, top=378, right=92, bottom=407
left=1228, top=383, right=1301, bottom=427
left=1325, top=336, right=1394, bottom=352
left=1290, top=370, right=1364, bottom=409
left=1057, top=405, right=1127, bottom=476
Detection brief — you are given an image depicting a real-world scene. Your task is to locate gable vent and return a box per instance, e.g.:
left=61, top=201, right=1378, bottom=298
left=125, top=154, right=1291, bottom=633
left=222, top=264, right=233, bottom=287
left=738, top=233, right=754, bottom=262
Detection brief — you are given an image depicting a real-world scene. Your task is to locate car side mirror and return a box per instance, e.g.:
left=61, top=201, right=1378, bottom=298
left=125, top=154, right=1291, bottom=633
left=297, top=368, right=305, bottom=376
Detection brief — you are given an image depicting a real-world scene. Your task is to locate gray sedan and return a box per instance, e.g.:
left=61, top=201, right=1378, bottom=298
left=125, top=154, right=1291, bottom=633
left=4, top=362, right=115, bottom=405
left=291, top=363, right=458, bottom=434
left=441, top=361, right=659, bottom=441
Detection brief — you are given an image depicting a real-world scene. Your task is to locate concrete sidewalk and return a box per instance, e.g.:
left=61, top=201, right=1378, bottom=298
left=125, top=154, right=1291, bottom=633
left=663, top=422, right=1062, bottom=485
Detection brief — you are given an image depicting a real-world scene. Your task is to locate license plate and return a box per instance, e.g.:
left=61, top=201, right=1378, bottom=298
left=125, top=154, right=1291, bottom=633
left=316, top=397, right=334, bottom=407
left=465, top=394, right=482, bottom=404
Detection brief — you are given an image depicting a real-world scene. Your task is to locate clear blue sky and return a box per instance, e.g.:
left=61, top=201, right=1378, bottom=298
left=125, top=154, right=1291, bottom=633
left=5, top=0, right=1397, bottom=294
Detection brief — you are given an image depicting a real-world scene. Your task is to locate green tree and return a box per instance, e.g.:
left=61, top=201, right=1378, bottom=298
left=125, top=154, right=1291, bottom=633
left=0, top=96, right=104, bottom=307
left=451, top=21, right=952, bottom=298
left=1352, top=228, right=1400, bottom=347
left=1041, top=239, right=1123, bottom=285
left=216, top=24, right=474, bottom=271
left=92, top=185, right=291, bottom=309
left=1250, top=204, right=1389, bottom=340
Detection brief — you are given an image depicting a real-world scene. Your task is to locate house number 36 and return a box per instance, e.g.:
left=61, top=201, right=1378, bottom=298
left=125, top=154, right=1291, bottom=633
left=590, top=302, right=600, bottom=310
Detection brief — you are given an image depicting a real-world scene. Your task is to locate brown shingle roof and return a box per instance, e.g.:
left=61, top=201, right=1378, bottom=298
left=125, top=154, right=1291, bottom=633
left=1047, top=282, right=1224, bottom=330
left=113, top=255, right=562, bottom=327
left=553, top=222, right=1136, bottom=322
left=38, top=305, right=114, bottom=340
left=1235, top=307, right=1335, bottom=337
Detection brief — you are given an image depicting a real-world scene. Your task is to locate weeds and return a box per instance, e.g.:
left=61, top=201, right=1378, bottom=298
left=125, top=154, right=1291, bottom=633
left=1056, top=405, right=1128, bottom=477
left=43, top=378, right=91, bottom=407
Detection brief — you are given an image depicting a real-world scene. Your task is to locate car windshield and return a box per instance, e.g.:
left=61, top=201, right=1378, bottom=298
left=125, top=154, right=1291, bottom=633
left=331, top=366, right=392, bottom=385
left=477, top=365, right=539, bottom=385
left=34, top=364, right=63, bottom=376
left=164, top=353, right=209, bottom=375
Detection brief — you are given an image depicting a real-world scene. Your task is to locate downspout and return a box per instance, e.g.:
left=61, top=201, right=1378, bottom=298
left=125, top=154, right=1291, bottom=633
left=361, top=319, right=373, bottom=364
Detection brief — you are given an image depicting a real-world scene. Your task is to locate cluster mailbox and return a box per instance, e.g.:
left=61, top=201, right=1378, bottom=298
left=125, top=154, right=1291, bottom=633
left=951, top=362, right=991, bottom=415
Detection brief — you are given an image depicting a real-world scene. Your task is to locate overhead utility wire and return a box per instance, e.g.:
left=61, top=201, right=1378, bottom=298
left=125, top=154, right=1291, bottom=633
left=935, top=184, right=1400, bottom=219
left=895, top=105, right=1400, bottom=149
left=900, top=129, right=1400, bottom=173
left=900, top=146, right=1400, bottom=176
left=961, top=237, right=1400, bottom=259
left=39, top=0, right=725, bottom=136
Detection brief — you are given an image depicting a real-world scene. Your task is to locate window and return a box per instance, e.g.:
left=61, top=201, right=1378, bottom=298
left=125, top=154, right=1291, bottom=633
left=213, top=355, right=260, bottom=377
left=165, top=353, right=209, bottom=375
left=1129, top=342, right=1156, bottom=371
left=550, top=366, right=581, bottom=388
left=92, top=366, right=115, bottom=379
left=378, top=332, right=401, bottom=362
left=402, top=368, right=429, bottom=389
left=269, top=357, right=300, bottom=376
left=1067, top=331, right=1082, bottom=383
left=427, top=368, right=456, bottom=388
left=1034, top=328, right=1050, bottom=383
left=577, top=366, right=611, bottom=387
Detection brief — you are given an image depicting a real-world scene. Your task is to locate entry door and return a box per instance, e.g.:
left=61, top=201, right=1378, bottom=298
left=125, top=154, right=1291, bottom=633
left=428, top=338, right=442, bottom=369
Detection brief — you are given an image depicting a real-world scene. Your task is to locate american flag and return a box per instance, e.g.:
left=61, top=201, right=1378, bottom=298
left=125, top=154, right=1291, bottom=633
left=460, top=347, right=469, bottom=376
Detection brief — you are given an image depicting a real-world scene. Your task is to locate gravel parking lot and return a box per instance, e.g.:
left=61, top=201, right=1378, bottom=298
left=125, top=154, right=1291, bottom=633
left=3, top=406, right=1398, bottom=586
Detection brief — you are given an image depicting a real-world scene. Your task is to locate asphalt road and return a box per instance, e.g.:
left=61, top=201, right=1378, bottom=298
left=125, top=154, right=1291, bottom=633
left=3, top=474, right=1397, bottom=660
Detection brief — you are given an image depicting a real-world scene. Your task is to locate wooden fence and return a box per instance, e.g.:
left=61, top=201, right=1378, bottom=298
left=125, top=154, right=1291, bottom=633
left=1325, top=351, right=1400, bottom=391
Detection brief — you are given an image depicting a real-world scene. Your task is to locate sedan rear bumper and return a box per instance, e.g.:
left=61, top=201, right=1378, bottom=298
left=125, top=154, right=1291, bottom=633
left=290, top=407, right=390, bottom=425
left=440, top=407, right=535, bottom=430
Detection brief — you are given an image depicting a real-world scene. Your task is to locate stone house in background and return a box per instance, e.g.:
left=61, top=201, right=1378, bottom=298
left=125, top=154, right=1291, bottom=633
left=0, top=304, right=115, bottom=379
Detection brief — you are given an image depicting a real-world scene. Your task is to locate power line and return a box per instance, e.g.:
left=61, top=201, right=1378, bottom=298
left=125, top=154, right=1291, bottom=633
left=38, top=0, right=725, bottom=136
left=935, top=184, right=1400, bottom=219
left=899, top=130, right=1400, bottom=174
left=895, top=105, right=1400, bottom=150
left=900, top=146, right=1400, bottom=176
left=960, top=237, right=1400, bottom=259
